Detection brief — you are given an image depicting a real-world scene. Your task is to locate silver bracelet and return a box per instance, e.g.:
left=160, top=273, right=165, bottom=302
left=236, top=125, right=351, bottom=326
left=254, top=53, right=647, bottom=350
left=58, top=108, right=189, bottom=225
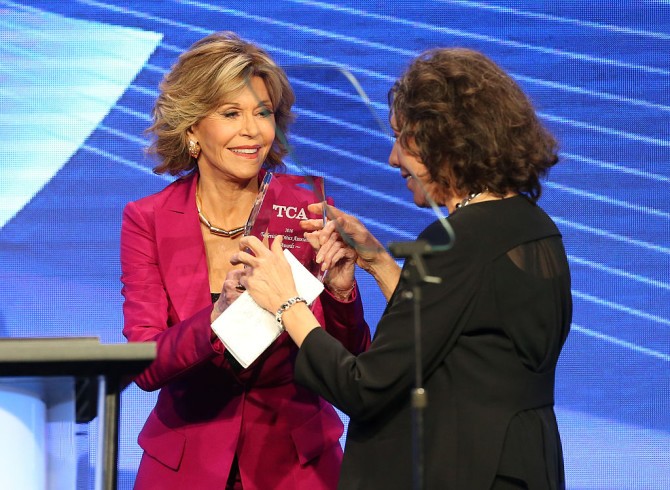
left=275, top=296, right=307, bottom=329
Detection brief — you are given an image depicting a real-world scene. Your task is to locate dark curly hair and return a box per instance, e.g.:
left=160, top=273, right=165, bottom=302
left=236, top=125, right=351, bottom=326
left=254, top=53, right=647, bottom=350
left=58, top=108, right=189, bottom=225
left=389, top=48, right=558, bottom=202
left=147, top=31, right=295, bottom=176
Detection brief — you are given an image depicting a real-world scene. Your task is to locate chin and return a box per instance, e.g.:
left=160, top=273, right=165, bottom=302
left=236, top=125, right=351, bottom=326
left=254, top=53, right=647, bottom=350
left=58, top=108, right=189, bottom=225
left=413, top=197, right=429, bottom=208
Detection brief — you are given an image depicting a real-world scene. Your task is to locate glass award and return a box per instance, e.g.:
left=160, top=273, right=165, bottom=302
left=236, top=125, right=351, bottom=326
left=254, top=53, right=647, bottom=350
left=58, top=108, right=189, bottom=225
left=245, top=172, right=327, bottom=280
left=211, top=172, right=327, bottom=369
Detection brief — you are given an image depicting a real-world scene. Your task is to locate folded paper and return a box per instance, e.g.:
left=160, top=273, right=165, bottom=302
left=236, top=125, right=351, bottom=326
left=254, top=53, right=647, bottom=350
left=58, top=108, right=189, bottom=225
left=211, top=250, right=324, bottom=368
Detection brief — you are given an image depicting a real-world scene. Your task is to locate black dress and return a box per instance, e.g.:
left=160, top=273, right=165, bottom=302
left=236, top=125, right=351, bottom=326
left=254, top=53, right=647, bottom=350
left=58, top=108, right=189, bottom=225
left=295, top=196, right=572, bottom=490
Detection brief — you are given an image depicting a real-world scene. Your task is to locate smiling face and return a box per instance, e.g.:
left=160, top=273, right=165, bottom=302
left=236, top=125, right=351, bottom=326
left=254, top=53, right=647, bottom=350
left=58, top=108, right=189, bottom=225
left=388, top=114, right=451, bottom=209
left=188, top=76, right=276, bottom=184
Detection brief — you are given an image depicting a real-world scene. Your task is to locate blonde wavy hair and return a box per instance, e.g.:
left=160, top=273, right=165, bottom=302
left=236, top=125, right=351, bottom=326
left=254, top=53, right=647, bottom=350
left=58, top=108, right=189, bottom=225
left=147, top=31, right=295, bottom=175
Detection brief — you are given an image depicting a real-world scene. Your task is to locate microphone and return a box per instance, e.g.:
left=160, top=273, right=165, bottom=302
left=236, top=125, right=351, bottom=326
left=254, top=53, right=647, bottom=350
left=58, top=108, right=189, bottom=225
left=388, top=240, right=442, bottom=285
left=387, top=240, right=433, bottom=259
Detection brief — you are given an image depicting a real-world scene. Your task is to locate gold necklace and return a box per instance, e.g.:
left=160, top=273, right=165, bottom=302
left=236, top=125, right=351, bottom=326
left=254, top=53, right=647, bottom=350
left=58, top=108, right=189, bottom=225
left=196, top=193, right=245, bottom=238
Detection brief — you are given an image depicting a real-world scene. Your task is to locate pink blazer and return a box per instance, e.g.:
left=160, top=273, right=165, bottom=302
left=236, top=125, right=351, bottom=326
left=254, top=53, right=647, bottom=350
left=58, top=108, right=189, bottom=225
left=120, top=172, right=370, bottom=490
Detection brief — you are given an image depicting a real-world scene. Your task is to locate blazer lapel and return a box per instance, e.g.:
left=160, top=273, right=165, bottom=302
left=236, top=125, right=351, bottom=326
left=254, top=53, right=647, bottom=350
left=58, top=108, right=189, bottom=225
left=155, top=173, right=211, bottom=322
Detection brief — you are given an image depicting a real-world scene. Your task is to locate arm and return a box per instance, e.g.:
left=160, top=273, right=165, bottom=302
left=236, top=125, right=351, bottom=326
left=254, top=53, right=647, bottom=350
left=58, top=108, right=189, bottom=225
left=235, top=234, right=481, bottom=422
left=121, top=201, right=220, bottom=391
left=296, top=248, right=480, bottom=422
left=313, top=286, right=370, bottom=355
left=300, top=204, right=370, bottom=353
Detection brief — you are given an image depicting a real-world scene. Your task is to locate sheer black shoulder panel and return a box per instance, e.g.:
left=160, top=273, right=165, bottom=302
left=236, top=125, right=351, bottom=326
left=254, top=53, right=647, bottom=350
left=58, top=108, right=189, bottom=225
left=506, top=236, right=568, bottom=279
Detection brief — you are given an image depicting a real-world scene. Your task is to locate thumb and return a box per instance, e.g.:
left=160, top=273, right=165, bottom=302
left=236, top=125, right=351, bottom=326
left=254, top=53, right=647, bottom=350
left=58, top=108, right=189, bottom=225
left=323, top=203, right=344, bottom=221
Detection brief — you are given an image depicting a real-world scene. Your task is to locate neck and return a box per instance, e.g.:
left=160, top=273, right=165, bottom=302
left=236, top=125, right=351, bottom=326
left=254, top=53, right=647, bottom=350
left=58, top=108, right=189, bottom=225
left=448, top=189, right=517, bottom=213
left=197, top=174, right=259, bottom=228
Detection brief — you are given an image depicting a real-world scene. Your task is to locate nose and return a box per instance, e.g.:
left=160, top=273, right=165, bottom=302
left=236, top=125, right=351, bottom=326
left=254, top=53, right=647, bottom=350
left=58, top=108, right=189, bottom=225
left=239, top=112, right=259, bottom=137
left=388, top=140, right=401, bottom=169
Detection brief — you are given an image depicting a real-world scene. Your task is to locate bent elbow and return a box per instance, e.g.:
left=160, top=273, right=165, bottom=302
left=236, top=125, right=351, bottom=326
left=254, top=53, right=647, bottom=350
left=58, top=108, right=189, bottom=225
left=132, top=372, right=162, bottom=393
left=335, top=394, right=384, bottom=424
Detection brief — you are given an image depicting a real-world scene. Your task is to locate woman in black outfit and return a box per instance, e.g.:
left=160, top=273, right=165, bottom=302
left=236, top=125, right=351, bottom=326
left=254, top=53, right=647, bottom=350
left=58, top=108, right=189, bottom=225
left=233, top=47, right=572, bottom=490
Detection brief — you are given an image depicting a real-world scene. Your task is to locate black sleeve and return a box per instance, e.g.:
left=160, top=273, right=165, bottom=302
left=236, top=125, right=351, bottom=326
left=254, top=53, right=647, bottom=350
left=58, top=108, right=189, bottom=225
left=294, top=230, right=483, bottom=422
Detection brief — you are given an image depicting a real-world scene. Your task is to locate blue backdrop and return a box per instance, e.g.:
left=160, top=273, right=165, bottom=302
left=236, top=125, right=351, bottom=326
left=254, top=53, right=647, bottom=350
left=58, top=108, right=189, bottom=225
left=1, top=1, right=668, bottom=488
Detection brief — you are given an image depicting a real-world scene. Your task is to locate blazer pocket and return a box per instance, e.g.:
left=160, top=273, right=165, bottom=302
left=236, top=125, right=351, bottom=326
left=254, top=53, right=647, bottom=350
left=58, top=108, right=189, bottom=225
left=290, top=405, right=344, bottom=466
left=138, top=411, right=186, bottom=471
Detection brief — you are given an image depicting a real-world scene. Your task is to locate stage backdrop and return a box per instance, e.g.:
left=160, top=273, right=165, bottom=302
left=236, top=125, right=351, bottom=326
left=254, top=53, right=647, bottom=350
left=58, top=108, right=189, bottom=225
left=1, top=1, right=668, bottom=489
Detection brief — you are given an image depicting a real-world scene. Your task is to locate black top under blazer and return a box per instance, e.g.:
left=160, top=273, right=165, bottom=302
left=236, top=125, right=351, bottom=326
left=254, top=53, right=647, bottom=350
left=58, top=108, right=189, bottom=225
left=295, top=196, right=572, bottom=490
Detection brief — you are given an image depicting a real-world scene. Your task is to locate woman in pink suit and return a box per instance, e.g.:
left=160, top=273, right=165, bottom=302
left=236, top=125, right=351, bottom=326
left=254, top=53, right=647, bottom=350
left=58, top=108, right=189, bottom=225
left=121, top=32, right=370, bottom=490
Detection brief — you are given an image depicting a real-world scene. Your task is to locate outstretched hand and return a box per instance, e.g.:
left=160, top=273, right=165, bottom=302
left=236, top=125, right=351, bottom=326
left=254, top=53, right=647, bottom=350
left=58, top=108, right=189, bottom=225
left=230, top=235, right=299, bottom=314
left=302, top=203, right=401, bottom=301
left=302, top=202, right=387, bottom=272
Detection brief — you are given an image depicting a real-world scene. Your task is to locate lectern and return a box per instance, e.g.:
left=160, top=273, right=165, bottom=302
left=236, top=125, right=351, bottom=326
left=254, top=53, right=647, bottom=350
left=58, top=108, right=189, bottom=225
left=0, top=337, right=156, bottom=490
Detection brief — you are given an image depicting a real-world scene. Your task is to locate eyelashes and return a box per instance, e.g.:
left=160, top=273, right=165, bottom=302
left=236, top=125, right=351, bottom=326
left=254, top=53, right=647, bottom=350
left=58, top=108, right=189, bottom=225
left=219, top=108, right=274, bottom=119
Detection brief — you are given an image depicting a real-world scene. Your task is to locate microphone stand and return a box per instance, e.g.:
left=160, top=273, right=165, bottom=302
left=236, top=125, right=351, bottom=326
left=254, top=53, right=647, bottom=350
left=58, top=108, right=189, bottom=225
left=388, top=240, right=442, bottom=490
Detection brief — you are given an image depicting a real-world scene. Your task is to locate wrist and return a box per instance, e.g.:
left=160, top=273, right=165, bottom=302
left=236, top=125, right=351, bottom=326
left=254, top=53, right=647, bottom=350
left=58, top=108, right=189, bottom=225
left=326, top=281, right=356, bottom=301
left=210, top=299, right=226, bottom=322
left=275, top=296, right=307, bottom=329
left=366, top=251, right=396, bottom=277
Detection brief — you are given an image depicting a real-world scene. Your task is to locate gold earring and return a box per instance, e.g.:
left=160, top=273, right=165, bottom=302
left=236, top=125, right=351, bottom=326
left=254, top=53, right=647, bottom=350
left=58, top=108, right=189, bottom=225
left=188, top=140, right=201, bottom=159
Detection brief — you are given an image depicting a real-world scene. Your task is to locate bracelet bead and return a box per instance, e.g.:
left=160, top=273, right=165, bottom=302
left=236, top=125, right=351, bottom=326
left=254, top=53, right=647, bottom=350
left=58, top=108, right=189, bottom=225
left=275, top=296, right=307, bottom=329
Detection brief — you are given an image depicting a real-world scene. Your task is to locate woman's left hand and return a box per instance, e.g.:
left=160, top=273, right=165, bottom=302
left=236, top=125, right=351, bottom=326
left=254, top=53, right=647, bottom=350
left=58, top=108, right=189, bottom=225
left=231, top=235, right=298, bottom=314
left=302, top=203, right=357, bottom=300
left=210, top=268, right=247, bottom=322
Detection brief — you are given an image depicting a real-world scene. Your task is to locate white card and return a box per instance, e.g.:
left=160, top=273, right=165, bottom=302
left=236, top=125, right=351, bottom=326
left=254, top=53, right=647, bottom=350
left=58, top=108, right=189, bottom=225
left=211, top=249, right=324, bottom=368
